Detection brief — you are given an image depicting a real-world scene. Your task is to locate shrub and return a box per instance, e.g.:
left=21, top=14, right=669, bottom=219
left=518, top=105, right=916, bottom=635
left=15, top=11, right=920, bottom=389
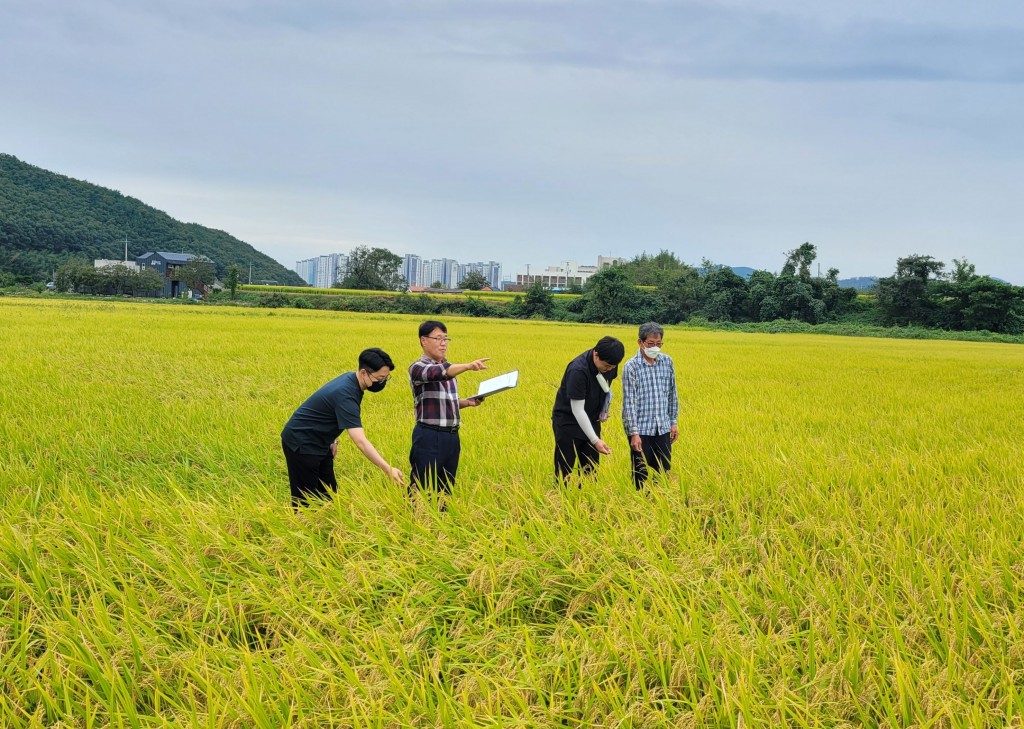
left=258, top=293, right=292, bottom=308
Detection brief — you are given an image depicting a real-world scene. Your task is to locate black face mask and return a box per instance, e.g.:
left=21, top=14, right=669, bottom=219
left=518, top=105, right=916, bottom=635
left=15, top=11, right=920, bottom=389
left=367, top=379, right=387, bottom=393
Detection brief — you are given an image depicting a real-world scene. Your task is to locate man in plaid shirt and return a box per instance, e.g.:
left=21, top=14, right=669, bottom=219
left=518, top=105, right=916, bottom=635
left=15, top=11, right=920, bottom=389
left=408, top=320, right=490, bottom=495
left=621, top=322, right=679, bottom=489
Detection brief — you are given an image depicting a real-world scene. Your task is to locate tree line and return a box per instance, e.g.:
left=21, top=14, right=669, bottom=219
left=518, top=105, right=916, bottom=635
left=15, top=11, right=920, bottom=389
left=249, top=242, right=1023, bottom=335
left=568, top=245, right=1021, bottom=333
left=8, top=238, right=1022, bottom=336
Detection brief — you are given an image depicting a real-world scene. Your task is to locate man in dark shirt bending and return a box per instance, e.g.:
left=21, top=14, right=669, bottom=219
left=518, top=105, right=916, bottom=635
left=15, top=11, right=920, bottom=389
left=281, top=347, right=404, bottom=509
left=408, top=320, right=490, bottom=495
left=551, top=336, right=625, bottom=484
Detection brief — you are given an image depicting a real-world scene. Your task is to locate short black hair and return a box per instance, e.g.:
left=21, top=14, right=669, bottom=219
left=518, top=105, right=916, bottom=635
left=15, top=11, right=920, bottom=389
left=358, top=347, right=394, bottom=373
left=594, top=336, right=625, bottom=366
left=418, top=320, right=447, bottom=338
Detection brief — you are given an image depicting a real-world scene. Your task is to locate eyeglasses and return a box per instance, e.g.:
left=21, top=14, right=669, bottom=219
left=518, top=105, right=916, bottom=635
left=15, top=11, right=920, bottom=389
left=366, top=372, right=392, bottom=383
left=641, top=341, right=662, bottom=348
left=424, top=336, right=452, bottom=344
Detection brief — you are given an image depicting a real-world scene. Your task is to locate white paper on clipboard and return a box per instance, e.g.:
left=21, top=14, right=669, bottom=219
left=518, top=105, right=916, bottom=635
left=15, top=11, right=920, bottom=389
left=472, top=370, right=519, bottom=399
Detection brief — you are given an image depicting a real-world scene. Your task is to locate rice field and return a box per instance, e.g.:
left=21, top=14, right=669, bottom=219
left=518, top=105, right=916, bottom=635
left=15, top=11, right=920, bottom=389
left=2, top=297, right=1024, bottom=727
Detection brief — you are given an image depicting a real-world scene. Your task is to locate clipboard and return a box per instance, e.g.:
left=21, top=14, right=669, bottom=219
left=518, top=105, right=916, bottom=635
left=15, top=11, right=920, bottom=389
left=471, top=370, right=519, bottom=399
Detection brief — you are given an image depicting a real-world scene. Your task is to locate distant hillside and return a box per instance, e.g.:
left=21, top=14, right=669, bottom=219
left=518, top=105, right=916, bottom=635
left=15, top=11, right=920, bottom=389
left=0, top=154, right=305, bottom=285
left=727, top=265, right=880, bottom=291
left=839, top=276, right=878, bottom=291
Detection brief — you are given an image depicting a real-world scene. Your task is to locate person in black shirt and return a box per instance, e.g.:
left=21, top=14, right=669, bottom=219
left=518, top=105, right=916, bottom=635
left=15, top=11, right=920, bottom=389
left=281, top=347, right=404, bottom=508
left=551, top=336, right=625, bottom=484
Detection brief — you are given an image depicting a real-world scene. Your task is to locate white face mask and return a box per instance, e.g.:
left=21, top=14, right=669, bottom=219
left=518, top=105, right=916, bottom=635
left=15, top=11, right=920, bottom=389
left=642, top=346, right=661, bottom=359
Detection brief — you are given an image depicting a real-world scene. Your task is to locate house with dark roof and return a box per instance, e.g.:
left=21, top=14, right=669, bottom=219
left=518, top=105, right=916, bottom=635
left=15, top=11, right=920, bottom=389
left=136, top=252, right=207, bottom=298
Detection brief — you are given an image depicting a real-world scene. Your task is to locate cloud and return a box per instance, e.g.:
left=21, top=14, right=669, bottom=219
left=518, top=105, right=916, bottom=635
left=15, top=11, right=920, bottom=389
left=3, top=0, right=1023, bottom=283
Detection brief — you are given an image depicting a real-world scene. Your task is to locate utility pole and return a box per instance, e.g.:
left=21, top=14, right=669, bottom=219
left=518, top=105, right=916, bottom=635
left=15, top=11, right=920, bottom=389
left=248, top=261, right=253, bottom=284
left=124, top=233, right=129, bottom=263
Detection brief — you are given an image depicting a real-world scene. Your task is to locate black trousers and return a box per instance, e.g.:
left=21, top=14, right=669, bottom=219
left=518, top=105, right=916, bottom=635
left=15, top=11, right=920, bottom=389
left=553, top=428, right=600, bottom=483
left=409, top=424, right=461, bottom=494
left=282, top=439, right=338, bottom=509
left=629, top=432, right=673, bottom=489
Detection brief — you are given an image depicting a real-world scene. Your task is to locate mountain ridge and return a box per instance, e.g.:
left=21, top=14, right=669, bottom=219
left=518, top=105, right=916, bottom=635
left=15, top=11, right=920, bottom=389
left=0, top=154, right=304, bottom=285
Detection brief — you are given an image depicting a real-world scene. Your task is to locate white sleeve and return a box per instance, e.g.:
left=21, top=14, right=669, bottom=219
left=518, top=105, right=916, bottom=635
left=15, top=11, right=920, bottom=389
left=570, top=399, right=600, bottom=444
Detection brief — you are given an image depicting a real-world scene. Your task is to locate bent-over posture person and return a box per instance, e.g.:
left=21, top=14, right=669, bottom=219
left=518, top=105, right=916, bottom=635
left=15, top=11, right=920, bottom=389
left=281, top=347, right=404, bottom=508
left=551, top=336, right=625, bottom=483
left=621, top=322, right=679, bottom=489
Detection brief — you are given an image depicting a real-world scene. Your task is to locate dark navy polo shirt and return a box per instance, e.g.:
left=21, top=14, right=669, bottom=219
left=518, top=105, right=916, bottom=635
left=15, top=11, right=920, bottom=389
left=281, top=371, right=363, bottom=455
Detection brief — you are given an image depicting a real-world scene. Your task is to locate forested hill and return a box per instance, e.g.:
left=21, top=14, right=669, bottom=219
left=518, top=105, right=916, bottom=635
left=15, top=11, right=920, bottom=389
left=0, top=154, right=305, bottom=285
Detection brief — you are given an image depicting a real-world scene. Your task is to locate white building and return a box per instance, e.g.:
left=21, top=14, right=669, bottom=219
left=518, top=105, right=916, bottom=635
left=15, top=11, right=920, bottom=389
left=515, top=256, right=626, bottom=289
left=94, top=259, right=140, bottom=272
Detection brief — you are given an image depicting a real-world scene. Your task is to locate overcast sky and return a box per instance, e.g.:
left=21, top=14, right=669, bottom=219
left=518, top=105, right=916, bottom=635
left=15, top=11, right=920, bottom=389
left=3, top=0, right=1022, bottom=283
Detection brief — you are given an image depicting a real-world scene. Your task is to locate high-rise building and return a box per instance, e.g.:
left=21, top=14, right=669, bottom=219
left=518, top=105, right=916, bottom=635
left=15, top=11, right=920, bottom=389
left=295, top=258, right=317, bottom=286
left=459, top=261, right=503, bottom=290
left=402, top=254, right=422, bottom=288
left=441, top=259, right=459, bottom=288
left=421, top=258, right=459, bottom=288
left=421, top=259, right=439, bottom=287
left=297, top=250, right=511, bottom=291
left=295, top=253, right=349, bottom=288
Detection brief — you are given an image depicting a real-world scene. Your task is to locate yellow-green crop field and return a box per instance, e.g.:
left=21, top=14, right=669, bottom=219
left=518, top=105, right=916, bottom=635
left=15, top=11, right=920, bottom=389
left=2, top=297, right=1024, bottom=727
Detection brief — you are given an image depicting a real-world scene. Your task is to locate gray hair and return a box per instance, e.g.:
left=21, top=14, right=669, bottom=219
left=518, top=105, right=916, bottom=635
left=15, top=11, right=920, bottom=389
left=638, top=322, right=664, bottom=341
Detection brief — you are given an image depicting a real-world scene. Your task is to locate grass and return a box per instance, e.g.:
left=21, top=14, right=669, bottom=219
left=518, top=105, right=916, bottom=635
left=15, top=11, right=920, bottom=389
left=1, top=298, right=1024, bottom=726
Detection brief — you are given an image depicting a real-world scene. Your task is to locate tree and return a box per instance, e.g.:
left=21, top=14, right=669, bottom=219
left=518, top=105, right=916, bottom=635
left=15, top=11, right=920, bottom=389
left=226, top=264, right=240, bottom=299
left=876, top=254, right=946, bottom=326
left=652, top=262, right=703, bottom=323
left=178, top=255, right=216, bottom=297
left=698, top=264, right=749, bottom=322
left=938, top=258, right=1024, bottom=333
left=100, top=263, right=133, bottom=295
left=54, top=260, right=100, bottom=293
left=341, top=246, right=406, bottom=291
left=458, top=270, right=488, bottom=290
left=628, top=250, right=689, bottom=287
left=514, top=279, right=554, bottom=319
left=747, top=270, right=780, bottom=321
left=131, top=268, right=164, bottom=296
left=579, top=266, right=654, bottom=323
left=951, top=277, right=1024, bottom=333
left=431, top=280, right=444, bottom=289
left=751, top=247, right=852, bottom=323
left=783, top=242, right=817, bottom=280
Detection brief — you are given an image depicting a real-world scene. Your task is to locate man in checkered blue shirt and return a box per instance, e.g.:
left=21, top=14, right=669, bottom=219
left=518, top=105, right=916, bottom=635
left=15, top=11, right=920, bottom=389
left=621, top=322, right=679, bottom=489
